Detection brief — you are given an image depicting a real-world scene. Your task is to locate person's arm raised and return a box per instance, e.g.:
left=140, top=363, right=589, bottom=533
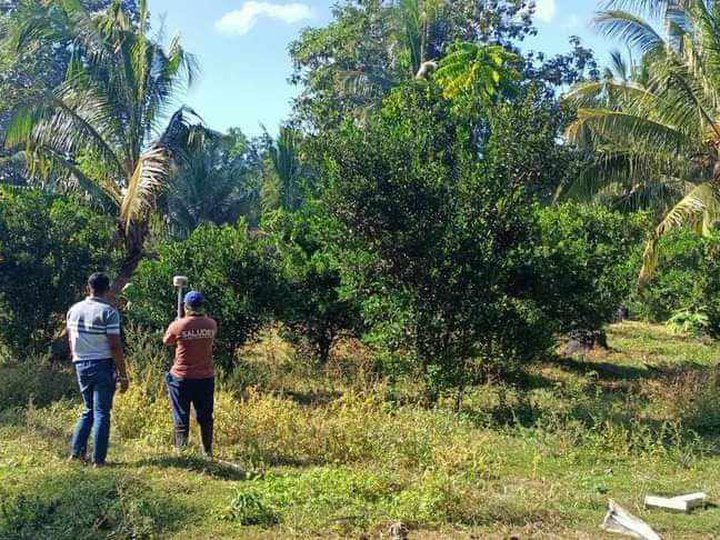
left=163, top=321, right=179, bottom=346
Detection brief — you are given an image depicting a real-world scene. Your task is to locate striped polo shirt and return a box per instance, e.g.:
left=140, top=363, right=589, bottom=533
left=66, top=297, right=121, bottom=362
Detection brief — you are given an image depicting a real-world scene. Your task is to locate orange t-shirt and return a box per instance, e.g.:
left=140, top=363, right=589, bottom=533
left=163, top=315, right=217, bottom=379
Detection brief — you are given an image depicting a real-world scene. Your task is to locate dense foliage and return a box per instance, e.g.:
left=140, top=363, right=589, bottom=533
left=536, top=204, right=651, bottom=333
left=318, top=83, right=634, bottom=401
left=631, top=230, right=720, bottom=335
left=563, top=0, right=720, bottom=284
left=0, top=187, right=116, bottom=353
left=124, top=223, right=279, bottom=371
left=2, top=0, right=210, bottom=293
left=263, top=206, right=362, bottom=364
left=2, top=0, right=718, bottom=398
left=7, top=2, right=720, bottom=537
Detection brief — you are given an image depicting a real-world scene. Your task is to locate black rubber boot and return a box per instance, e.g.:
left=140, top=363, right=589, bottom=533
left=200, top=422, right=213, bottom=458
left=174, top=425, right=189, bottom=451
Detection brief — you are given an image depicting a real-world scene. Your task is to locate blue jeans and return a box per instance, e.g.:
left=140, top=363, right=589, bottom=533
left=71, top=359, right=116, bottom=464
left=164, top=373, right=214, bottom=428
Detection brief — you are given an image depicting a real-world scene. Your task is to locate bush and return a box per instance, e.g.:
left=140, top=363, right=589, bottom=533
left=630, top=229, right=720, bottom=332
left=0, top=187, right=117, bottom=355
left=0, top=361, right=76, bottom=410
left=263, top=206, right=362, bottom=364
left=534, top=203, right=650, bottom=332
left=319, top=83, right=644, bottom=400
left=124, top=222, right=279, bottom=371
left=225, top=490, right=279, bottom=526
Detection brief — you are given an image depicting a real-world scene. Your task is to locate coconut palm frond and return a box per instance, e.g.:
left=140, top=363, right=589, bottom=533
left=120, top=107, right=213, bottom=228
left=607, top=49, right=630, bottom=81
left=120, top=144, right=168, bottom=227
left=568, top=109, right=695, bottom=156
left=601, top=0, right=676, bottom=21
left=20, top=145, right=121, bottom=209
left=594, top=10, right=667, bottom=56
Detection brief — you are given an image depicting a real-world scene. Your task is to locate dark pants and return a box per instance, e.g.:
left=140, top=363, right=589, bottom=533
left=165, top=373, right=214, bottom=452
left=71, top=359, right=116, bottom=464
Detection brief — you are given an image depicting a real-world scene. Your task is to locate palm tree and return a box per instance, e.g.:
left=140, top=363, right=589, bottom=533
left=3, top=0, right=207, bottom=293
left=395, top=0, right=445, bottom=77
left=162, top=132, right=258, bottom=238
left=331, top=0, right=447, bottom=122
left=261, top=126, right=306, bottom=213
left=563, top=0, right=720, bottom=284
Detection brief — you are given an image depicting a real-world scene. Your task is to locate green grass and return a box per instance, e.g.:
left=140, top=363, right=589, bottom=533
left=3, top=322, right=720, bottom=538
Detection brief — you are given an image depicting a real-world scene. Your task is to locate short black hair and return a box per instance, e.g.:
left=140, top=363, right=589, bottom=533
left=88, top=272, right=111, bottom=294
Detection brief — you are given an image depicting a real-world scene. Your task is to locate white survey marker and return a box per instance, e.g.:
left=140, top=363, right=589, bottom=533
left=644, top=492, right=707, bottom=513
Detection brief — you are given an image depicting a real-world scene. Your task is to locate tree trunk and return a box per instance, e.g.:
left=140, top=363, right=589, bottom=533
left=317, top=328, right=335, bottom=365
left=110, top=220, right=147, bottom=297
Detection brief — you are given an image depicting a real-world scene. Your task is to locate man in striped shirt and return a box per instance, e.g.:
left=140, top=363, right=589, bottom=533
left=66, top=272, right=129, bottom=466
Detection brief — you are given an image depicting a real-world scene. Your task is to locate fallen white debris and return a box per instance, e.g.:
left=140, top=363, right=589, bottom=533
left=602, top=499, right=662, bottom=540
left=644, top=492, right=707, bottom=513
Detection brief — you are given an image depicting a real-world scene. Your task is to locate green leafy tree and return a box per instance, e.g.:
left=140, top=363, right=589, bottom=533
left=125, top=223, right=279, bottom=372
left=563, top=0, right=720, bottom=284
left=629, top=229, right=720, bottom=333
left=263, top=205, right=361, bottom=364
left=320, top=81, right=588, bottom=405
left=535, top=203, right=651, bottom=332
left=0, top=186, right=117, bottom=354
left=289, top=0, right=536, bottom=128
left=3, top=0, right=209, bottom=293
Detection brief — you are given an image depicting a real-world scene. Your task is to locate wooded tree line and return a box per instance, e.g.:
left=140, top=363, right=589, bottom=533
left=2, top=0, right=720, bottom=404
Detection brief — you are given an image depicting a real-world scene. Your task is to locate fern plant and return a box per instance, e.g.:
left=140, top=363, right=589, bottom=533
left=667, top=308, right=710, bottom=337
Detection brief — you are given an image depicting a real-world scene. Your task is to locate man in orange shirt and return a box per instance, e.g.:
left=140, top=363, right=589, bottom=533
left=163, top=291, right=217, bottom=456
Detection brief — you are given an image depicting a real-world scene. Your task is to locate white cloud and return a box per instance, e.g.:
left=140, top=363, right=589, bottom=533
left=216, top=2, right=312, bottom=36
left=562, top=14, right=581, bottom=30
left=535, top=0, right=557, bottom=24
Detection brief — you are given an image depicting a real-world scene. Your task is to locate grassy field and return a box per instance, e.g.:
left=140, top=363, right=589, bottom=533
left=2, top=322, right=720, bottom=538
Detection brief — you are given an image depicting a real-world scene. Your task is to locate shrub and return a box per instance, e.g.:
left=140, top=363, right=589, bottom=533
left=0, top=361, right=76, bottom=409
left=319, top=83, right=642, bottom=401
left=630, top=229, right=720, bottom=332
left=263, top=206, right=362, bottom=364
left=225, top=490, right=279, bottom=526
left=666, top=308, right=711, bottom=337
left=0, top=187, right=117, bottom=355
left=124, top=222, right=280, bottom=371
left=534, top=203, right=650, bottom=332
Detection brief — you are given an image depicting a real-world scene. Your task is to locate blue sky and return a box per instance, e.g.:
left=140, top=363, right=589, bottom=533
left=150, top=0, right=614, bottom=136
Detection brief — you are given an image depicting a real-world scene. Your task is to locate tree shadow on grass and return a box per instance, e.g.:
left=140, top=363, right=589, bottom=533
left=281, top=388, right=344, bottom=407
left=0, top=469, right=192, bottom=540
left=551, top=356, right=712, bottom=382
left=136, top=454, right=250, bottom=481
left=552, top=356, right=653, bottom=380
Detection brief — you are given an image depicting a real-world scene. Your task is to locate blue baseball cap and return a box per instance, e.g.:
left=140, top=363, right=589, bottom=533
left=183, top=291, right=204, bottom=307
